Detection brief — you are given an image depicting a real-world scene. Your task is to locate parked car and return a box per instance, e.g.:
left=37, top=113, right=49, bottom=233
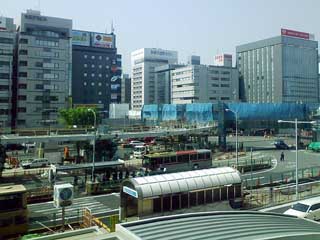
left=284, top=197, right=320, bottom=220
left=22, top=142, right=36, bottom=150
left=21, top=158, right=50, bottom=169
left=129, top=140, right=145, bottom=147
left=5, top=143, right=25, bottom=151
left=274, top=139, right=289, bottom=149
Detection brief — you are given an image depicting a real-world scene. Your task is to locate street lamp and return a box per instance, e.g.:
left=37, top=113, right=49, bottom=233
left=88, top=108, right=97, bottom=182
left=225, top=108, right=239, bottom=169
left=278, top=119, right=316, bottom=200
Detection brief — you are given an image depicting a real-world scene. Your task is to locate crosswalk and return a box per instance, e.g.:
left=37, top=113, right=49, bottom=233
left=28, top=193, right=120, bottom=230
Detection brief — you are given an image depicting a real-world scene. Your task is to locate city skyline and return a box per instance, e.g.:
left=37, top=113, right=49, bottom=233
left=2, top=0, right=320, bottom=73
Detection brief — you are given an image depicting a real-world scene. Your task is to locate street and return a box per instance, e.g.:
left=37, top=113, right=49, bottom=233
left=28, top=193, right=119, bottom=231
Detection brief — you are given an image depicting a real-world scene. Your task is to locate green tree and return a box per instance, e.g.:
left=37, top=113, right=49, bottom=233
left=59, top=107, right=99, bottom=127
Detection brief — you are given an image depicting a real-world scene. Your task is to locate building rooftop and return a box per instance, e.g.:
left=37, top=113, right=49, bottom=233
left=0, top=184, right=26, bottom=195
left=118, top=211, right=320, bottom=240
left=125, top=167, right=241, bottom=199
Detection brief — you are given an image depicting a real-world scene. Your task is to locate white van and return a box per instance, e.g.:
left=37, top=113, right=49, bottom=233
left=21, top=158, right=50, bottom=169
left=133, top=145, right=147, bottom=158
left=284, top=197, right=320, bottom=220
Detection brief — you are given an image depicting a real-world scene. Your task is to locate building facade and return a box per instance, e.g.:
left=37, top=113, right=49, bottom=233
left=0, top=17, right=16, bottom=130
left=72, top=30, right=121, bottom=114
left=171, top=64, right=239, bottom=104
left=131, top=48, right=178, bottom=110
left=15, top=10, right=72, bottom=128
left=121, top=73, right=131, bottom=104
left=154, top=64, right=184, bottom=104
left=237, top=29, right=319, bottom=103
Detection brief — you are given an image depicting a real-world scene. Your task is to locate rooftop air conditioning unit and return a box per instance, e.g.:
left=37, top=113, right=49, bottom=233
left=53, top=183, right=73, bottom=208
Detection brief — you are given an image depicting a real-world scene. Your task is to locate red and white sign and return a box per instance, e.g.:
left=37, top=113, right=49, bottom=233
left=214, top=54, right=232, bottom=67
left=281, top=28, right=310, bottom=40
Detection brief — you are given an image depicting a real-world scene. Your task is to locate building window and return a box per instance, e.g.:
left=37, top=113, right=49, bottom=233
left=0, top=73, right=9, bottom=79
left=35, top=84, right=43, bottom=89
left=17, top=120, right=26, bottom=125
left=35, top=39, right=59, bottom=47
left=84, top=73, right=87, bottom=77
left=99, top=65, right=102, bottom=69
left=98, top=100, right=102, bottom=103
left=105, top=74, right=109, bottom=78
left=98, top=91, right=102, bottom=95
left=0, top=97, right=9, bottom=103
left=84, top=54, right=88, bottom=59
left=0, top=85, right=9, bottom=91
left=98, top=82, right=102, bottom=86
left=91, top=64, right=95, bottom=68
left=19, top=50, right=28, bottom=55
left=18, top=84, right=27, bottom=89
left=99, top=56, right=102, bottom=60
left=91, top=56, right=95, bottom=59
left=91, top=73, right=95, bottom=77
left=18, top=95, right=27, bottom=100
left=84, top=64, right=87, bottom=68
left=106, top=65, right=110, bottom=69
left=19, top=61, right=28, bottom=66
left=0, top=37, right=13, bottom=44
left=19, top=38, right=28, bottom=44
left=91, top=82, right=95, bottom=86
left=19, top=72, right=28, bottom=78
left=84, top=82, right=87, bottom=86
left=18, top=107, right=26, bottom=112
left=98, top=74, right=102, bottom=78
left=106, top=57, right=109, bottom=60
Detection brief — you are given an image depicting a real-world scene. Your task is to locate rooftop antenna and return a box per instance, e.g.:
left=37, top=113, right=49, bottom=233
left=111, top=20, right=115, bottom=34
left=38, top=0, right=41, bottom=11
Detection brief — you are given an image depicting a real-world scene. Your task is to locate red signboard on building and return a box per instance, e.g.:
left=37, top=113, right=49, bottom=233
left=281, top=28, right=310, bottom=40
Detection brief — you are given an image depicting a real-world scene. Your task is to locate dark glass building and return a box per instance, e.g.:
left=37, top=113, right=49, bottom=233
left=72, top=30, right=121, bottom=115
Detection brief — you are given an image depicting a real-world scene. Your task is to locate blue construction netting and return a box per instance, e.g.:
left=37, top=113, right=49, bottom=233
left=161, top=104, right=186, bottom=121
left=141, top=104, right=159, bottom=121
left=185, top=103, right=214, bottom=123
left=225, top=103, right=310, bottom=121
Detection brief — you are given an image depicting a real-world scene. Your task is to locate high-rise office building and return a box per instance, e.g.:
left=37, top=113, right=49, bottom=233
left=131, top=48, right=178, bottom=110
left=15, top=10, right=72, bottom=128
left=154, top=64, right=184, bottom=104
left=171, top=64, right=238, bottom=104
left=188, top=55, right=200, bottom=65
left=0, top=17, right=16, bottom=131
left=121, top=73, right=131, bottom=104
left=72, top=30, right=121, bottom=114
left=237, top=29, right=319, bottom=103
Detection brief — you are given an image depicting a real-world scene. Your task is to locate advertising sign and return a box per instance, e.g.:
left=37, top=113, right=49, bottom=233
left=111, top=75, right=121, bottom=82
left=0, top=17, right=6, bottom=30
left=92, top=33, right=113, bottom=48
left=111, top=84, right=120, bottom=90
left=281, top=28, right=310, bottom=40
left=72, top=30, right=90, bottom=46
left=111, top=94, right=118, bottom=100
left=123, top=186, right=138, bottom=198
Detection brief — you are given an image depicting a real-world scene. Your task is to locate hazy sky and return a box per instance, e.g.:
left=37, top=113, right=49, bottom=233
left=1, top=0, right=320, bottom=73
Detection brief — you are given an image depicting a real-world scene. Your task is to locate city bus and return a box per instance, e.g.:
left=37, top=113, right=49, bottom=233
left=142, top=149, right=212, bottom=173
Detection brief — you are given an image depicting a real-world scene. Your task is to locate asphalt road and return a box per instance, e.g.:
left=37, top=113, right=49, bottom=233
left=28, top=193, right=119, bottom=231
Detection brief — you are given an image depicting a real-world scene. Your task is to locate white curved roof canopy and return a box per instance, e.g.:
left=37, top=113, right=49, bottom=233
left=128, top=167, right=241, bottom=199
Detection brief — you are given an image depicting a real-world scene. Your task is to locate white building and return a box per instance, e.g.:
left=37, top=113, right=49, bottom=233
left=131, top=48, right=178, bottom=110
left=109, top=103, right=129, bottom=119
left=171, top=64, right=239, bottom=104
